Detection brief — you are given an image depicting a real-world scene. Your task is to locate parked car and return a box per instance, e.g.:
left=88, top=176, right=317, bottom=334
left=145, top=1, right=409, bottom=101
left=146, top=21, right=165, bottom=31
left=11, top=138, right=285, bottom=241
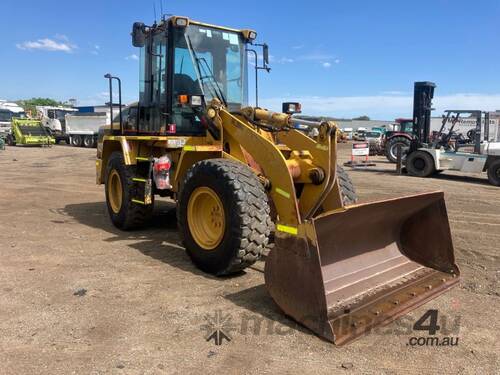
left=353, top=130, right=366, bottom=141
left=364, top=131, right=384, bottom=155
left=341, top=127, right=354, bottom=140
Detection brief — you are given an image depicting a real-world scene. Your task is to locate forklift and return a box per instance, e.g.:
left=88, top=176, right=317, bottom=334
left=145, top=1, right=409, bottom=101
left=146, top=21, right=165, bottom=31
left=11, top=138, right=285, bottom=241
left=404, top=82, right=500, bottom=186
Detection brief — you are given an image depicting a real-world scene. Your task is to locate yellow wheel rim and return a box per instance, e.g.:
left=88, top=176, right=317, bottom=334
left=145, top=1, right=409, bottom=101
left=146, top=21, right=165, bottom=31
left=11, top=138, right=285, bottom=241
left=187, top=187, right=225, bottom=250
left=108, top=169, right=123, bottom=214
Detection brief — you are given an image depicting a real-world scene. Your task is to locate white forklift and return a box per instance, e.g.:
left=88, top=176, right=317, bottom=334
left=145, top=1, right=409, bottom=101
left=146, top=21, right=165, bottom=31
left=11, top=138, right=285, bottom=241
left=406, top=108, right=500, bottom=186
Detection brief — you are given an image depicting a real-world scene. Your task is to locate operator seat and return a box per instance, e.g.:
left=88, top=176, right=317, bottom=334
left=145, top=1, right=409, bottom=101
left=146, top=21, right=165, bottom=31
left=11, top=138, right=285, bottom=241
left=173, top=74, right=202, bottom=97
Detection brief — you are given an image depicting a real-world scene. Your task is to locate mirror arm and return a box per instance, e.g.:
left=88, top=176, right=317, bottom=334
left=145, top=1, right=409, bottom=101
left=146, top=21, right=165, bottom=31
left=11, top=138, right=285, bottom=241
left=247, top=42, right=271, bottom=107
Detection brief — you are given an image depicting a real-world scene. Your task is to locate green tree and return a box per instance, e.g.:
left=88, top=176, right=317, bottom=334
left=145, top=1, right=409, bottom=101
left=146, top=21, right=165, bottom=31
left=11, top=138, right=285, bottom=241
left=352, top=115, right=371, bottom=121
left=16, top=98, right=68, bottom=116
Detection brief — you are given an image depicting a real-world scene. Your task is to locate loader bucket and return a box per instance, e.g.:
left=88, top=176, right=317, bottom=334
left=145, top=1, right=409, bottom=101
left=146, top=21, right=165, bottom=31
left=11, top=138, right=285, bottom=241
left=265, top=191, right=459, bottom=345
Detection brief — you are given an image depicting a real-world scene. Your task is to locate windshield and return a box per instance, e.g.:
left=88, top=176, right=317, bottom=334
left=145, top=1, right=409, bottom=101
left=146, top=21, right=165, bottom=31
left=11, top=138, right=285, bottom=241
left=47, top=109, right=72, bottom=121
left=365, top=132, right=381, bottom=137
left=0, top=111, right=12, bottom=122
left=174, top=24, right=248, bottom=110
left=0, top=110, right=26, bottom=122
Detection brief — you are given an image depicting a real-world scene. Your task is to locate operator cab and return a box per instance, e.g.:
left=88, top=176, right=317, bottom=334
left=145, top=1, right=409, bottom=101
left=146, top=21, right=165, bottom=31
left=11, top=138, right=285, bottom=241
left=127, top=16, right=255, bottom=136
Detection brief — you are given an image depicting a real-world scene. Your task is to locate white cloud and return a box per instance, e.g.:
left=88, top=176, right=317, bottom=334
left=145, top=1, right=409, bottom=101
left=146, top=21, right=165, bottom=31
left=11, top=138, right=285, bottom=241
left=259, top=93, right=500, bottom=119
left=125, top=54, right=139, bottom=61
left=298, top=53, right=336, bottom=61
left=274, top=56, right=294, bottom=64
left=322, top=62, right=332, bottom=68
left=381, top=90, right=407, bottom=95
left=16, top=38, right=76, bottom=53
left=334, top=58, right=341, bottom=64
left=292, top=44, right=304, bottom=50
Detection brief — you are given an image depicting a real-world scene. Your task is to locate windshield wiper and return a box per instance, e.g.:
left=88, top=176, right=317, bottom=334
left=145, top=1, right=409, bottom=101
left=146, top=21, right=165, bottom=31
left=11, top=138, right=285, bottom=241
left=185, top=35, right=227, bottom=106
left=197, top=57, right=227, bottom=106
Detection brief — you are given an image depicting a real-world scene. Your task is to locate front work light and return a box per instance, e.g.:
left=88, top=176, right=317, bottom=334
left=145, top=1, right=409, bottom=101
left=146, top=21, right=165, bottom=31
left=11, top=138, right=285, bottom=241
left=173, top=16, right=189, bottom=27
left=282, top=102, right=302, bottom=115
left=242, top=29, right=257, bottom=42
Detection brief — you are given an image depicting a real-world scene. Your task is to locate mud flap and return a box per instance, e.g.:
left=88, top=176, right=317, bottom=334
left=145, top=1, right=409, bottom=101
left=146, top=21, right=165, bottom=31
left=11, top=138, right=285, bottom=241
left=265, top=191, right=460, bottom=345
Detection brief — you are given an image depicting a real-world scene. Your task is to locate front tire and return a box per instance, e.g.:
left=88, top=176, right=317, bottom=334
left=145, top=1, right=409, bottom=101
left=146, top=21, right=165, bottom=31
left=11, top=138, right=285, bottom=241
left=178, top=159, right=272, bottom=276
left=105, top=152, right=153, bottom=230
left=487, top=159, right=500, bottom=186
left=406, top=150, right=435, bottom=177
left=337, top=165, right=358, bottom=206
left=6, top=134, right=16, bottom=146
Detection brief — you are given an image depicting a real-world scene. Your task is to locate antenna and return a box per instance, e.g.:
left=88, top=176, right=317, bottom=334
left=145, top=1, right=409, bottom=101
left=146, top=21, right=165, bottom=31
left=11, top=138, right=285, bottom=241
left=159, top=0, right=163, bottom=19
left=160, top=1, right=171, bottom=21
left=153, top=2, right=157, bottom=22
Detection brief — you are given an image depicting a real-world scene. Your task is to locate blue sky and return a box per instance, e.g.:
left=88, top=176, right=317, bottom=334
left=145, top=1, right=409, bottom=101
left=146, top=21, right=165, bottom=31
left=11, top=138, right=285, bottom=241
left=1, top=0, right=499, bottom=119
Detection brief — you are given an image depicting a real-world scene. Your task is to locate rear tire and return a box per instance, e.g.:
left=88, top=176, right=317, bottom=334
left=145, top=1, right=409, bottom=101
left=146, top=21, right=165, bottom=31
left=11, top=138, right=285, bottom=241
left=105, top=152, right=154, bottom=230
left=406, top=150, right=435, bottom=177
left=487, top=159, right=500, bottom=186
left=83, top=135, right=94, bottom=148
left=71, top=135, right=82, bottom=147
left=178, top=159, right=272, bottom=276
left=385, top=136, right=411, bottom=163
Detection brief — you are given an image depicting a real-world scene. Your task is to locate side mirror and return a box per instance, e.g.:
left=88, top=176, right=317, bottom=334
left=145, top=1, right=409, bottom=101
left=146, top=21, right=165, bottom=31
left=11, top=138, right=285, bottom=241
left=263, top=44, right=269, bottom=65
left=282, top=102, right=302, bottom=115
left=132, top=22, right=146, bottom=47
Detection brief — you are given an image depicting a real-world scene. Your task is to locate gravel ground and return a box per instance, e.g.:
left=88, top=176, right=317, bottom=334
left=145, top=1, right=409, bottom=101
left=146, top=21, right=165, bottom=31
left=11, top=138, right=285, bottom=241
left=0, top=144, right=498, bottom=374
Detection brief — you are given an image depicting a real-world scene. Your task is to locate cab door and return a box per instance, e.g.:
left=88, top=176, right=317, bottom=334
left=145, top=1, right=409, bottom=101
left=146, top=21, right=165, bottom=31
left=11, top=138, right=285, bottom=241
left=138, top=30, right=168, bottom=134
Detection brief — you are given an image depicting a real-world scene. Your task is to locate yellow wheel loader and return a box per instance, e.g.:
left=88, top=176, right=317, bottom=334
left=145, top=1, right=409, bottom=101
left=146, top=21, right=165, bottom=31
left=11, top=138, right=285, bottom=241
left=96, top=16, right=459, bottom=345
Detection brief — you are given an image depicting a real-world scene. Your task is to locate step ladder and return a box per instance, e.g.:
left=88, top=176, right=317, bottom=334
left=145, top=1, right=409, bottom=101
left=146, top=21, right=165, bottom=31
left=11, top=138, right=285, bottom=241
left=131, top=156, right=153, bottom=206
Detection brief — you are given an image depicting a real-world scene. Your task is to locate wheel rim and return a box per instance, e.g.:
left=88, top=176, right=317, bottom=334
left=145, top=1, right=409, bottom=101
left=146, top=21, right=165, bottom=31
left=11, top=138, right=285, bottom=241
left=84, top=137, right=91, bottom=146
left=187, top=187, right=225, bottom=250
left=108, top=169, right=123, bottom=214
left=390, top=143, right=408, bottom=160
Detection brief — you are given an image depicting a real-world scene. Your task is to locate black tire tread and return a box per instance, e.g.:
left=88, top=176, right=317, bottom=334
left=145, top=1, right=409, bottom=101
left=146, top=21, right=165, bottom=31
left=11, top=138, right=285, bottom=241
left=6, top=134, right=16, bottom=146
left=178, top=159, right=272, bottom=275
left=487, top=158, right=500, bottom=186
left=337, top=165, right=358, bottom=205
left=406, top=150, right=435, bottom=177
left=105, top=152, right=153, bottom=230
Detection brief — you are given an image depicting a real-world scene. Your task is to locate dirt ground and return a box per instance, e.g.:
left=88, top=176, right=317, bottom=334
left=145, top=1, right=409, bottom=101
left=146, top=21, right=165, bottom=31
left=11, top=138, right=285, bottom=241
left=0, top=143, right=498, bottom=374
